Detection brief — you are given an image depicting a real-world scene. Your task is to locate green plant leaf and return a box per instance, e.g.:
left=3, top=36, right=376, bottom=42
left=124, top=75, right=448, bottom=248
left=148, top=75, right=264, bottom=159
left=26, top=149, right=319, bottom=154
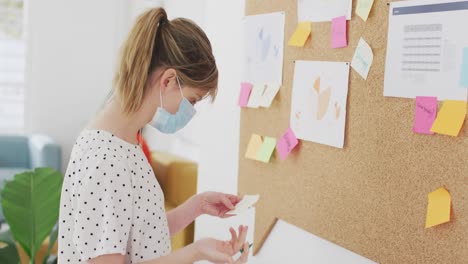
left=0, top=228, right=20, bottom=264
left=1, top=167, right=63, bottom=260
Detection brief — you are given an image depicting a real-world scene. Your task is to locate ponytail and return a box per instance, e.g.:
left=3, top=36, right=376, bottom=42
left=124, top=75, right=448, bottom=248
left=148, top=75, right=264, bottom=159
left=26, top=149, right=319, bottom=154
left=113, top=7, right=218, bottom=115
left=113, top=8, right=167, bottom=115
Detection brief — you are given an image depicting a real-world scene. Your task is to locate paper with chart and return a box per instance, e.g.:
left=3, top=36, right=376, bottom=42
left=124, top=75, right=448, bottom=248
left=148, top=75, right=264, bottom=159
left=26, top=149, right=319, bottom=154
left=243, top=12, right=285, bottom=86
left=460, top=47, right=468, bottom=87
left=384, top=0, right=468, bottom=100
left=291, top=61, right=350, bottom=148
left=227, top=195, right=260, bottom=215
left=298, top=0, right=352, bottom=22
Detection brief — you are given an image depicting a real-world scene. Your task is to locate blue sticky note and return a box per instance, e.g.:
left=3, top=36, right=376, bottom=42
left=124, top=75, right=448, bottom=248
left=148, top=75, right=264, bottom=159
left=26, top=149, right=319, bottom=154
left=460, top=47, right=468, bottom=88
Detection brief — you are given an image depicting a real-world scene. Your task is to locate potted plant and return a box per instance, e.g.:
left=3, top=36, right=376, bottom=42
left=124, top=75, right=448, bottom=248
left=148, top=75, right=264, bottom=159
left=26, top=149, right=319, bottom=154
left=0, top=167, right=62, bottom=264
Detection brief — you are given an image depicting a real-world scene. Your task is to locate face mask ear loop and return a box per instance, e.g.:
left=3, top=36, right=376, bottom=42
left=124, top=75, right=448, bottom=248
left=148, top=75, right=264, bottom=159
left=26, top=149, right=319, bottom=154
left=159, top=86, right=164, bottom=109
left=176, top=76, right=184, bottom=98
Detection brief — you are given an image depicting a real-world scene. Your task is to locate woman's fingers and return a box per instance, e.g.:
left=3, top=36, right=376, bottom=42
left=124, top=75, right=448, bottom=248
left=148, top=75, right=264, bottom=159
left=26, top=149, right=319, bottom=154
left=234, top=242, right=250, bottom=264
left=238, top=225, right=248, bottom=244
left=229, top=227, right=238, bottom=244
left=228, top=194, right=241, bottom=205
left=221, top=195, right=235, bottom=210
left=231, top=225, right=248, bottom=252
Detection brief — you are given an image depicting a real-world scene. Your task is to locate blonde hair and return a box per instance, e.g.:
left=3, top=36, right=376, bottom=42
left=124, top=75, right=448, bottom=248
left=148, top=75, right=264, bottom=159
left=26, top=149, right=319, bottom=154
left=113, top=7, right=218, bottom=115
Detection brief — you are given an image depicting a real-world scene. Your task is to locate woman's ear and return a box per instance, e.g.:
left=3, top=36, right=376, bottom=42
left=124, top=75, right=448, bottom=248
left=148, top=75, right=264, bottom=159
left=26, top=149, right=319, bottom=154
left=159, top=68, right=177, bottom=94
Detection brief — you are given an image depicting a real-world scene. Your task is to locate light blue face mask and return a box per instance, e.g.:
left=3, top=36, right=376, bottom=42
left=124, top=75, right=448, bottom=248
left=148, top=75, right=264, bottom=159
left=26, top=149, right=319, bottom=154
left=150, top=77, right=196, bottom=134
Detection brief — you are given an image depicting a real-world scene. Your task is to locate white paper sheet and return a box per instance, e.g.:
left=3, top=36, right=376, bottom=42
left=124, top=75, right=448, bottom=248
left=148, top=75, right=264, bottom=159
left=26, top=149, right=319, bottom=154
left=247, top=84, right=266, bottom=108
left=259, top=84, right=281, bottom=107
left=384, top=0, right=468, bottom=100
left=290, top=61, right=350, bottom=149
left=351, top=37, right=374, bottom=80
left=298, top=0, right=352, bottom=22
left=252, top=219, right=377, bottom=264
left=227, top=194, right=260, bottom=215
left=242, top=12, right=285, bottom=86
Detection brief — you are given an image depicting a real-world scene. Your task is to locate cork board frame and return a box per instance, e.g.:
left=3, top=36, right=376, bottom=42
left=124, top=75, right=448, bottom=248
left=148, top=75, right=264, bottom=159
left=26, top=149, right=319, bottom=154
left=238, top=1, right=468, bottom=263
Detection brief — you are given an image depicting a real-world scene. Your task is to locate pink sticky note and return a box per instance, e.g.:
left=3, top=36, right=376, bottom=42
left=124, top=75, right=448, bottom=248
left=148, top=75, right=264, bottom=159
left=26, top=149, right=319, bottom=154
left=239, top=82, right=253, bottom=107
left=276, top=127, right=299, bottom=160
left=331, top=16, right=347, bottom=49
left=413, top=96, right=438, bottom=134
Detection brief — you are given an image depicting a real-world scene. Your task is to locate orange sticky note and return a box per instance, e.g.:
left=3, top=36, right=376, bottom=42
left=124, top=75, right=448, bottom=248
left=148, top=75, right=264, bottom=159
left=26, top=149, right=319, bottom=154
left=430, top=100, right=467, bottom=136
left=245, top=134, right=263, bottom=160
left=288, top=22, right=311, bottom=47
left=425, top=187, right=451, bottom=228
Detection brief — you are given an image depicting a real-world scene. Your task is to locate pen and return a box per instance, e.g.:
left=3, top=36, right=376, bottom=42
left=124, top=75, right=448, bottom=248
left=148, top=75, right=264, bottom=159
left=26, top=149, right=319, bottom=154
left=239, top=243, right=253, bottom=253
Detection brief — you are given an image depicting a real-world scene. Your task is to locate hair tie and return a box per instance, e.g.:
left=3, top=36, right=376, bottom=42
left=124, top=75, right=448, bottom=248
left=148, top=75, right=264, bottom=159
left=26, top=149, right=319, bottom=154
left=160, top=18, right=168, bottom=26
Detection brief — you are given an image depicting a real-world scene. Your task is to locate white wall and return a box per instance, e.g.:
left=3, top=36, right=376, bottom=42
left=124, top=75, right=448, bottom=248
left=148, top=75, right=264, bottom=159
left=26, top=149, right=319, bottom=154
left=194, top=0, right=256, bottom=262
left=24, top=0, right=129, bottom=172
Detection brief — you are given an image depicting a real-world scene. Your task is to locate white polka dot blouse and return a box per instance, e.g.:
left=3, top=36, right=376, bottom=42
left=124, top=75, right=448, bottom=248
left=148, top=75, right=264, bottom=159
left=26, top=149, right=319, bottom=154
left=58, top=129, right=171, bottom=263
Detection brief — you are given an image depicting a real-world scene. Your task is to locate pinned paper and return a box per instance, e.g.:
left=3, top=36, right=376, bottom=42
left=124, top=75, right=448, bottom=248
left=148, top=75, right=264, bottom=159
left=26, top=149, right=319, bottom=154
left=247, top=84, right=266, bottom=108
left=277, top=127, right=299, bottom=160
left=430, top=100, right=467, bottom=137
left=256, top=137, right=277, bottom=163
left=356, top=0, right=374, bottom=21
left=245, top=134, right=263, bottom=160
left=288, top=22, right=312, bottom=47
left=413, top=96, right=438, bottom=135
left=331, top=16, right=347, bottom=48
left=227, top=194, right=260, bottom=215
left=425, top=187, right=451, bottom=228
left=259, top=84, right=281, bottom=107
left=460, top=47, right=468, bottom=87
left=351, top=38, right=373, bottom=80
left=238, top=82, right=253, bottom=107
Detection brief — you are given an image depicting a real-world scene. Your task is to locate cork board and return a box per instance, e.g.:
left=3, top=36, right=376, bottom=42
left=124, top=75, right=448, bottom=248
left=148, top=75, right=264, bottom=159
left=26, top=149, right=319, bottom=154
left=238, top=1, right=468, bottom=263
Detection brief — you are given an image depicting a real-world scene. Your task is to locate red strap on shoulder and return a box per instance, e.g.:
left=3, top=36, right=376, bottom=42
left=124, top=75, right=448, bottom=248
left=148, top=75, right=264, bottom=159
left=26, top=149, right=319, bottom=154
left=137, top=131, right=152, bottom=165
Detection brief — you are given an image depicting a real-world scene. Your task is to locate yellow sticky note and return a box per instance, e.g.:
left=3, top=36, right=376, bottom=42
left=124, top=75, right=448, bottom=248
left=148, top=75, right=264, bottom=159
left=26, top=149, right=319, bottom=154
left=256, top=137, right=276, bottom=163
left=425, top=187, right=451, bottom=228
left=430, top=100, right=467, bottom=137
left=245, top=134, right=263, bottom=160
left=288, top=22, right=311, bottom=47
left=356, top=0, right=374, bottom=21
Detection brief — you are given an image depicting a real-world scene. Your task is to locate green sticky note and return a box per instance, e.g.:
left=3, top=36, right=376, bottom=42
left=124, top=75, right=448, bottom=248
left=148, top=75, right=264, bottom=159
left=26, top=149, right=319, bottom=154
left=256, top=137, right=276, bottom=163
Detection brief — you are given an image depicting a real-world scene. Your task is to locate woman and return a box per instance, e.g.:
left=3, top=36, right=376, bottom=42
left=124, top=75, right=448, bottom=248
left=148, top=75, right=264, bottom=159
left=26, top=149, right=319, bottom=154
left=58, top=7, right=250, bottom=264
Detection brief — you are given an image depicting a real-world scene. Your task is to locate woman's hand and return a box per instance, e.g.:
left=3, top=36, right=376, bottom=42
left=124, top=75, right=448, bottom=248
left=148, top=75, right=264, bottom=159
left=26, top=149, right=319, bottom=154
left=194, top=225, right=250, bottom=264
left=197, top=191, right=241, bottom=218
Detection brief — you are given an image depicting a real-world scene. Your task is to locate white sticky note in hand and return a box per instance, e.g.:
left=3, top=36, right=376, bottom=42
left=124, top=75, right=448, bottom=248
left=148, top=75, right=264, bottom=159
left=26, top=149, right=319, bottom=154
left=227, top=194, right=260, bottom=215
